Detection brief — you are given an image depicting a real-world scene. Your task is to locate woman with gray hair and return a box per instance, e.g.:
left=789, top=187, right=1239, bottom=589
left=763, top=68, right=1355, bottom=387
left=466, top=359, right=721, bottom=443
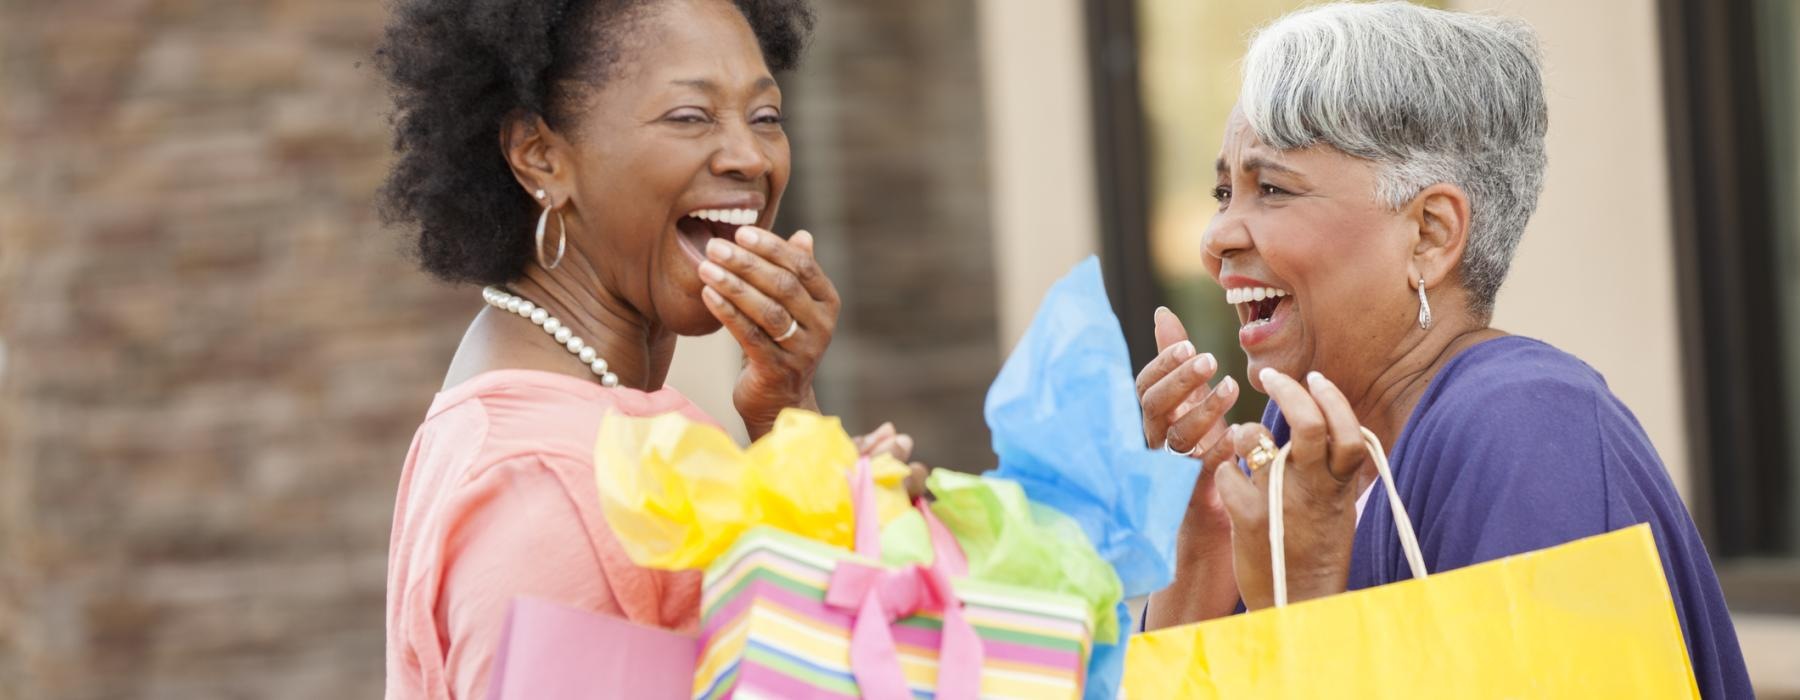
left=1134, top=3, right=1749, bottom=695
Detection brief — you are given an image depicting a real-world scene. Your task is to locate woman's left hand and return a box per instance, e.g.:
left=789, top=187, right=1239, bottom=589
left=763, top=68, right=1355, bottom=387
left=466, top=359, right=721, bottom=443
left=854, top=421, right=930, bottom=499
left=698, top=226, right=840, bottom=439
left=1214, top=369, right=1369, bottom=609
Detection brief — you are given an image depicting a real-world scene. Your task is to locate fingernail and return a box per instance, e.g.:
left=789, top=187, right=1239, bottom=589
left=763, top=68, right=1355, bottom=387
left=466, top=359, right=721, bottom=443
left=701, top=286, right=723, bottom=305
left=1220, top=375, right=1238, bottom=394
left=896, top=434, right=914, bottom=451
left=1259, top=367, right=1279, bottom=385
left=1155, top=306, right=1171, bottom=320
left=1190, top=353, right=1215, bottom=376
left=1306, top=371, right=1325, bottom=387
left=706, top=238, right=732, bottom=261
left=1174, top=340, right=1195, bottom=360
left=736, top=226, right=759, bottom=245
left=698, top=261, right=724, bottom=282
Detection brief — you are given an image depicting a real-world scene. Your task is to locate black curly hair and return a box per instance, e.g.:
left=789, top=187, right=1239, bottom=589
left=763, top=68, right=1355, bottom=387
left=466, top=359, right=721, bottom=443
left=375, top=0, right=815, bottom=285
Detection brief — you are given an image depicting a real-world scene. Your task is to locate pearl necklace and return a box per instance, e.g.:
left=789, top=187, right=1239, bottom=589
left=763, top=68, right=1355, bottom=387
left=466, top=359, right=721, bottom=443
left=482, top=286, right=620, bottom=388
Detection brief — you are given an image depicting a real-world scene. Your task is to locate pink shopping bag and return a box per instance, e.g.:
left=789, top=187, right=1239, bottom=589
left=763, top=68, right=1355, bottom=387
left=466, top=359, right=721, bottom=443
left=487, top=596, right=699, bottom=699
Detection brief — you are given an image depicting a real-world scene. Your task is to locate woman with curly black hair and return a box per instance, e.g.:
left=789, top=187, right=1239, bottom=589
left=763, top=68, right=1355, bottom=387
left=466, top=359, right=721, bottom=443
left=376, top=0, right=904, bottom=696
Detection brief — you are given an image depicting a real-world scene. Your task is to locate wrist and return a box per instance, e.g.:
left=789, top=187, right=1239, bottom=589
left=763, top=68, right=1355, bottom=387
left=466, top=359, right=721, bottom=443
left=736, top=384, right=819, bottom=440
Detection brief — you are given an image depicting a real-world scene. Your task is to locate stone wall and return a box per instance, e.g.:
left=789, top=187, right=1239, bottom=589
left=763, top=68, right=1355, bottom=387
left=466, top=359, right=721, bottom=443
left=0, top=0, right=458, bottom=696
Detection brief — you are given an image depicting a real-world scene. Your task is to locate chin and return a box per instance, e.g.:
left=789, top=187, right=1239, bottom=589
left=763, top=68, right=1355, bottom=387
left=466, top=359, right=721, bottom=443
left=1244, top=354, right=1303, bottom=393
left=664, top=305, right=726, bottom=337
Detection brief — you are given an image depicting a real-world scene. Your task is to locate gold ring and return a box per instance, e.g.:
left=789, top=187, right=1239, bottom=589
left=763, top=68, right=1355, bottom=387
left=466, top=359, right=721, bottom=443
left=1247, top=436, right=1277, bottom=471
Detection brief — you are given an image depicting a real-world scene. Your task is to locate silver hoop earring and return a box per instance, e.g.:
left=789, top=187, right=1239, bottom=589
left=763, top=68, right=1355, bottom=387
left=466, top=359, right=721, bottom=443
left=535, top=202, right=566, bottom=270
left=1416, top=276, right=1433, bottom=330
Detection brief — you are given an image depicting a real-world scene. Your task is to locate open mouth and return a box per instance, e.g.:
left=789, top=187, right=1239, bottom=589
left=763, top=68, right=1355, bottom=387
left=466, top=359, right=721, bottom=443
left=676, top=208, right=760, bottom=260
left=1227, top=286, right=1292, bottom=328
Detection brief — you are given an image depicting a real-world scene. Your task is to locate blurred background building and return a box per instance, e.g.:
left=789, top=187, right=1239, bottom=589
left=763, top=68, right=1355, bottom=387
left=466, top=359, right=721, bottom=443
left=1, top=0, right=1794, bottom=697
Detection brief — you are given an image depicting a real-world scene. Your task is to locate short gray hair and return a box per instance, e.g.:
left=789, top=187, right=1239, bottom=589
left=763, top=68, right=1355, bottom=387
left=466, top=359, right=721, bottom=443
left=1240, top=1, right=1548, bottom=314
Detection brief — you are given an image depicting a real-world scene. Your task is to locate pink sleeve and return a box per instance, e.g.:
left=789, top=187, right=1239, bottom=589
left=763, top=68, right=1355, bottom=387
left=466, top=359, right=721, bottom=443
left=433, top=455, right=701, bottom=699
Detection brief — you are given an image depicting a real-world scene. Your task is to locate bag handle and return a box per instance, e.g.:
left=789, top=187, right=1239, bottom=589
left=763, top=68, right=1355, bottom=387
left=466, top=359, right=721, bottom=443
left=1268, top=427, right=1427, bottom=607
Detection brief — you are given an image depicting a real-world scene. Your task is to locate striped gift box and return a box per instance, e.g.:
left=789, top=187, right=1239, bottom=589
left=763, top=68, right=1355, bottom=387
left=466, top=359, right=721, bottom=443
left=694, top=526, right=1093, bottom=699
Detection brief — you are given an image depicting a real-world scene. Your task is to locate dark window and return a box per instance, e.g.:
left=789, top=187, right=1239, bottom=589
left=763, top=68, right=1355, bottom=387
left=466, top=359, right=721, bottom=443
left=1660, top=0, right=1800, bottom=611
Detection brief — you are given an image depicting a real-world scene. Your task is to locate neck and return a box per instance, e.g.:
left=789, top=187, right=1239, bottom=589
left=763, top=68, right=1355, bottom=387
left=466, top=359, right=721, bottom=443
left=505, top=257, right=675, bottom=391
left=1344, top=308, right=1501, bottom=451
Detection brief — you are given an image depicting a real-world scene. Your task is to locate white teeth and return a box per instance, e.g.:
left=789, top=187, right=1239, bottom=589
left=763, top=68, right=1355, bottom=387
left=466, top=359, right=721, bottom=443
left=688, top=208, right=760, bottom=226
left=1225, top=287, right=1290, bottom=305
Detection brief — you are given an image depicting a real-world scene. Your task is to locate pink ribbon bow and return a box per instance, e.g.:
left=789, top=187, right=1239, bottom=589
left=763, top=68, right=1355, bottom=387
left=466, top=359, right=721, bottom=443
left=824, top=460, right=983, bottom=700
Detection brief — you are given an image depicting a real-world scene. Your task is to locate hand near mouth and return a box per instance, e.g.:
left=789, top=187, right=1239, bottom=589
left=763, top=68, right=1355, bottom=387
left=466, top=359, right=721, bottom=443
left=696, top=226, right=841, bottom=440
left=1139, top=307, right=1245, bottom=628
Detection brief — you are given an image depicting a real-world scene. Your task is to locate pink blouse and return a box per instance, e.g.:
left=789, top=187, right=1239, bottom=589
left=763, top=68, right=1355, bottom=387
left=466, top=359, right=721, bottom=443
left=385, top=370, right=712, bottom=699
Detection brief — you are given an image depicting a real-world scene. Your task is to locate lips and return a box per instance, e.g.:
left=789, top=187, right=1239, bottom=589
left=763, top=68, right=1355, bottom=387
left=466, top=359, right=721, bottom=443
left=674, top=206, right=762, bottom=265
left=1226, top=285, right=1291, bottom=326
left=1222, top=281, right=1294, bottom=348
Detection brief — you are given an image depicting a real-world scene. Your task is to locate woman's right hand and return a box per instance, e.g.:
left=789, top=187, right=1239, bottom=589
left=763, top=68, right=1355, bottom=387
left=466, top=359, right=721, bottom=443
left=1137, top=307, right=1240, bottom=461
left=700, top=227, right=840, bottom=439
left=1138, top=307, right=1244, bottom=628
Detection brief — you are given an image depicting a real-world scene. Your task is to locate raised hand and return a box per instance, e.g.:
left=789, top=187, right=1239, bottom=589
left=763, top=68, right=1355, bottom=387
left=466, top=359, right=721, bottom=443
left=1213, top=369, right=1368, bottom=610
left=698, top=226, right=840, bottom=439
left=1139, top=307, right=1243, bottom=628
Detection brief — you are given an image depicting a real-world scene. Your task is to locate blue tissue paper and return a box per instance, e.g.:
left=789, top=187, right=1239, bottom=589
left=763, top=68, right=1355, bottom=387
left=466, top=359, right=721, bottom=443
left=985, top=256, right=1203, bottom=698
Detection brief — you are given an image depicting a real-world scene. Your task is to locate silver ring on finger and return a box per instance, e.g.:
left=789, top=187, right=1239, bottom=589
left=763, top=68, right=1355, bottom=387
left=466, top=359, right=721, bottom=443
left=1165, top=430, right=1196, bottom=457
left=773, top=319, right=801, bottom=343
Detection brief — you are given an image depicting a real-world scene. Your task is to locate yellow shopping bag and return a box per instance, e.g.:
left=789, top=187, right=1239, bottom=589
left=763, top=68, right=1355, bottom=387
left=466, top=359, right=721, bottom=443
left=1124, top=429, right=1700, bottom=699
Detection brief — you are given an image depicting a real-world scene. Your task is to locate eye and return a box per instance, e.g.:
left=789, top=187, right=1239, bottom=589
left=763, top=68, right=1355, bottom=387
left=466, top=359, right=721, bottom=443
left=751, top=107, right=785, bottom=126
left=1259, top=183, right=1289, bottom=196
left=1212, top=186, right=1232, bottom=205
left=665, top=108, right=711, bottom=124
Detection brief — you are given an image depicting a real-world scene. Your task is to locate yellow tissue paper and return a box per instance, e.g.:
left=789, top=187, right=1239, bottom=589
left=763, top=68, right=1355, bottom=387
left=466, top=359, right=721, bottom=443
left=594, top=408, right=913, bottom=570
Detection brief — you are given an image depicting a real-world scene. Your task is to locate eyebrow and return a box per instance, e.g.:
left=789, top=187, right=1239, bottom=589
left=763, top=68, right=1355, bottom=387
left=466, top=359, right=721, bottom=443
left=1216, top=155, right=1302, bottom=177
left=670, top=77, right=779, bottom=92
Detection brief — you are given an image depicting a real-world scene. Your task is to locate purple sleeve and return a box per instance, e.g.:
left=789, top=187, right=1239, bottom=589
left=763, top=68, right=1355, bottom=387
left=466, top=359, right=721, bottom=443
left=1397, top=370, right=1751, bottom=698
left=1406, top=377, right=1611, bottom=570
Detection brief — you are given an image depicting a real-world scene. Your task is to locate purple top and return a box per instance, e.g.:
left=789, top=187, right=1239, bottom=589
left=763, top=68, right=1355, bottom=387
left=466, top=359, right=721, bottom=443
left=1264, top=336, right=1751, bottom=697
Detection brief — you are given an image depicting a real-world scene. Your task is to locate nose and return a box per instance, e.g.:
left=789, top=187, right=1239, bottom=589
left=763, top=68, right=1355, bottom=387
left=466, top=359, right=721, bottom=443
left=710, top=119, right=772, bottom=182
left=1202, top=205, right=1253, bottom=262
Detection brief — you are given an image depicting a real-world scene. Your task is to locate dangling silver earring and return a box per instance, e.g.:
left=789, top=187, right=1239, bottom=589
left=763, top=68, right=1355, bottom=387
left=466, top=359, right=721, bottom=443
left=1416, top=276, right=1433, bottom=330
left=535, top=194, right=566, bottom=270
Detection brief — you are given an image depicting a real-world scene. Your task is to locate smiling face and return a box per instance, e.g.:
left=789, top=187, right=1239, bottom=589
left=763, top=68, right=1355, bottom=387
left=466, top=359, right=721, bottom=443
left=1203, top=108, right=1422, bottom=393
left=556, top=0, right=790, bottom=335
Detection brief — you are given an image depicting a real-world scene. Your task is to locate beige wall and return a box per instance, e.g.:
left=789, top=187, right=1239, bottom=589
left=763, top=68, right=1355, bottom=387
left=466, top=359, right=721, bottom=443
left=977, top=0, right=1104, bottom=350
left=1449, top=0, right=1692, bottom=498
left=664, top=332, right=747, bottom=443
